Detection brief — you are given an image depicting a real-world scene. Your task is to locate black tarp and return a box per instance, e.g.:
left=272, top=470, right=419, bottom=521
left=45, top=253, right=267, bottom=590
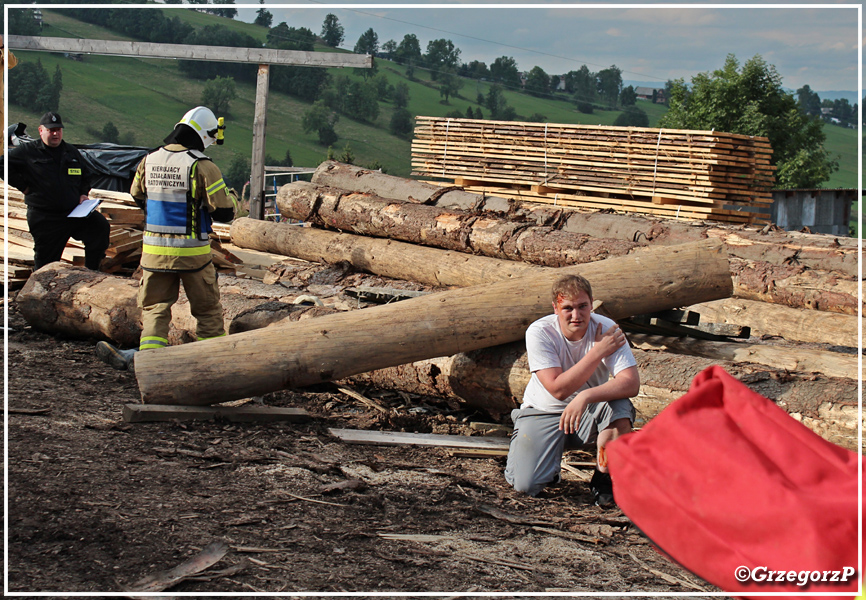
left=76, top=143, right=153, bottom=192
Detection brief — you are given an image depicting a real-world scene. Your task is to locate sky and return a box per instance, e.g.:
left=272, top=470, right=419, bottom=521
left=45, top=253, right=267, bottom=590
left=226, top=1, right=861, bottom=95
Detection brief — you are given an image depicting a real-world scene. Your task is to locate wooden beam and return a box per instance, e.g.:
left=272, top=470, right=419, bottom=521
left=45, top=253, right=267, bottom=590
left=249, top=64, right=270, bottom=220
left=122, top=404, right=311, bottom=423
left=328, top=428, right=510, bottom=451
left=8, top=36, right=373, bottom=68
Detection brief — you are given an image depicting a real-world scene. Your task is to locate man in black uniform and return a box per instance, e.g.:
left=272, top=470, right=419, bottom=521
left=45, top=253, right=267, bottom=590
left=8, top=111, right=109, bottom=271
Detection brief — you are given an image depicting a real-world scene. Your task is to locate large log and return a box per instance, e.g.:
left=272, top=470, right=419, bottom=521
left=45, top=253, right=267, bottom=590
left=134, top=238, right=733, bottom=406
left=277, top=181, right=641, bottom=267
left=345, top=342, right=859, bottom=451
left=276, top=181, right=859, bottom=314
left=14, top=263, right=340, bottom=346
left=688, top=297, right=860, bottom=348
left=310, top=161, right=859, bottom=277
left=230, top=217, right=546, bottom=287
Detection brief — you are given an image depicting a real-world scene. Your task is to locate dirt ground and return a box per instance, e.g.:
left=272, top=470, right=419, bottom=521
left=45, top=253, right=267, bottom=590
left=5, top=289, right=722, bottom=596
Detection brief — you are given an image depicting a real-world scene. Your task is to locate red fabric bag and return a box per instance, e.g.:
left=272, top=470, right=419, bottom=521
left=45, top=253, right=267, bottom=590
left=607, top=365, right=862, bottom=598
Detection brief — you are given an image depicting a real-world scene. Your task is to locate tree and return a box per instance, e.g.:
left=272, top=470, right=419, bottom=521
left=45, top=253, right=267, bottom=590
left=211, top=0, right=237, bottom=19
left=490, top=56, right=520, bottom=88
left=389, top=108, right=413, bottom=137
left=101, top=121, right=120, bottom=144
left=620, top=85, right=637, bottom=106
left=596, top=65, right=623, bottom=108
left=660, top=54, right=839, bottom=188
left=201, top=76, right=237, bottom=115
left=461, top=60, right=489, bottom=80
left=395, top=34, right=422, bottom=64
left=9, top=59, right=61, bottom=113
left=9, top=8, right=41, bottom=35
left=302, top=100, right=340, bottom=146
left=320, top=13, right=344, bottom=48
left=425, top=39, right=461, bottom=81
left=613, top=106, right=649, bottom=127
left=438, top=68, right=463, bottom=103
left=569, top=65, right=596, bottom=106
left=381, top=40, right=397, bottom=60
left=524, top=66, right=550, bottom=97
left=354, top=28, right=379, bottom=56
left=254, top=1, right=272, bottom=28
left=225, top=155, right=250, bottom=191
left=797, top=84, right=822, bottom=117
left=267, top=24, right=330, bottom=102
left=485, top=84, right=515, bottom=121
left=393, top=81, right=410, bottom=109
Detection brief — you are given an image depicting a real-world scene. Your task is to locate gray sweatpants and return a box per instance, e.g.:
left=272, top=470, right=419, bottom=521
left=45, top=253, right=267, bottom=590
left=504, top=399, right=635, bottom=496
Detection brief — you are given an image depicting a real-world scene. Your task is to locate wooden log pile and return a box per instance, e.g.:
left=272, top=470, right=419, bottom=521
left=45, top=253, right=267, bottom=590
left=11, top=160, right=861, bottom=450
left=411, top=117, right=775, bottom=224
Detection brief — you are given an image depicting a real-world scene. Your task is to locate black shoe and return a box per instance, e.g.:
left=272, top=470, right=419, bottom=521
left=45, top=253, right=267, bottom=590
left=96, top=341, right=137, bottom=371
left=590, top=469, right=615, bottom=508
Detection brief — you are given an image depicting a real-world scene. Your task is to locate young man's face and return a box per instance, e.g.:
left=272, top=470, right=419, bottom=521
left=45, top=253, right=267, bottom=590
left=553, top=289, right=593, bottom=341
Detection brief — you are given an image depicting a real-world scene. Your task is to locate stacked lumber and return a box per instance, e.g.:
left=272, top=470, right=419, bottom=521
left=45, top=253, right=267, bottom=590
left=411, top=117, right=775, bottom=224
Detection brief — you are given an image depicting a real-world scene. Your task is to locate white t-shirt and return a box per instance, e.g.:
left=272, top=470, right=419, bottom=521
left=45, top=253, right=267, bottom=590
left=521, top=312, right=637, bottom=413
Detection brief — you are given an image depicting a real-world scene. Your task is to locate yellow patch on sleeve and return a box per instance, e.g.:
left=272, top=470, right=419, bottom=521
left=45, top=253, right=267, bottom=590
left=68, top=168, right=82, bottom=175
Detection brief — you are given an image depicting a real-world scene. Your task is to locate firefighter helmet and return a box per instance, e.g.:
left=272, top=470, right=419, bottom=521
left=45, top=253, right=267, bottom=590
left=177, top=106, right=220, bottom=149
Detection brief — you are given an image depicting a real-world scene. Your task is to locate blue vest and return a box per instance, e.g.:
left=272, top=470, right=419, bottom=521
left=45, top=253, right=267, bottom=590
left=143, top=148, right=213, bottom=257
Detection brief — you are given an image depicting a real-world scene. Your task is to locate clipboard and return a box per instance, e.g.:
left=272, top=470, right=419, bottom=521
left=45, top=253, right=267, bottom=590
left=68, top=197, right=102, bottom=218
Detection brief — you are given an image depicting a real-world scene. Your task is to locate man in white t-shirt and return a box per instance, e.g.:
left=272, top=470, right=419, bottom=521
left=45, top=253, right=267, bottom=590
left=504, top=274, right=640, bottom=505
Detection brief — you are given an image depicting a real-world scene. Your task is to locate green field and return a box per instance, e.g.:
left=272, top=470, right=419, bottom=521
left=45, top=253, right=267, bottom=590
left=11, top=8, right=859, bottom=200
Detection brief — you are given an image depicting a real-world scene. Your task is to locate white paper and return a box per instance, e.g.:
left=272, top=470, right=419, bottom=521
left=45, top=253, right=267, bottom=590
left=68, top=197, right=101, bottom=218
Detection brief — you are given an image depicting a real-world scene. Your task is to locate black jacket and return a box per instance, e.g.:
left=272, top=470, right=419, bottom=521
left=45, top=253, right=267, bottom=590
left=8, top=138, right=92, bottom=215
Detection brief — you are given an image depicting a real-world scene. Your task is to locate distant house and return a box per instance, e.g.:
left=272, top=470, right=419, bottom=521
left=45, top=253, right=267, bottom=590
left=635, top=86, right=665, bottom=103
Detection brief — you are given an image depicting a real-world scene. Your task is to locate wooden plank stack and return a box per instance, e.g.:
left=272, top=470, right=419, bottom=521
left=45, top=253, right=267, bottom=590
left=2, top=183, right=144, bottom=287
left=2, top=182, right=243, bottom=288
left=411, top=117, right=775, bottom=224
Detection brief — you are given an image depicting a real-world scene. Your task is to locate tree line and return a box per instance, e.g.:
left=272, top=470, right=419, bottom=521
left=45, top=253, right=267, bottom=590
left=6, top=5, right=849, bottom=188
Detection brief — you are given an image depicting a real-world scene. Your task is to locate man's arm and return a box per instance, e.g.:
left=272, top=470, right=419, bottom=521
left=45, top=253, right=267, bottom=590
left=196, top=160, right=235, bottom=222
left=129, top=157, right=147, bottom=211
left=535, top=322, right=627, bottom=401
left=558, top=365, right=640, bottom=434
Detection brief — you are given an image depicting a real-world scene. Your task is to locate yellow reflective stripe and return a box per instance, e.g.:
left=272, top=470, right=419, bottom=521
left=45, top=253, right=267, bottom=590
left=143, top=243, right=211, bottom=256
left=139, top=343, right=164, bottom=350
left=197, top=333, right=227, bottom=341
left=187, top=119, right=202, bottom=132
left=207, top=178, right=226, bottom=196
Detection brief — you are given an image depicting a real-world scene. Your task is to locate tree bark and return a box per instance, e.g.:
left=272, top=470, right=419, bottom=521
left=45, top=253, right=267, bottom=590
left=276, top=181, right=858, bottom=313
left=276, top=181, right=641, bottom=267
left=230, top=217, right=546, bottom=288
left=729, top=258, right=859, bottom=315
left=15, top=262, right=340, bottom=346
left=134, top=239, right=733, bottom=406
left=688, top=297, right=860, bottom=348
left=345, top=342, right=859, bottom=451
left=309, top=161, right=859, bottom=277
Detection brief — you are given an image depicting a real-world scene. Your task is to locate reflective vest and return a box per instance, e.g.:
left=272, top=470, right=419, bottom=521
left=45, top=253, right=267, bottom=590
left=142, top=148, right=213, bottom=258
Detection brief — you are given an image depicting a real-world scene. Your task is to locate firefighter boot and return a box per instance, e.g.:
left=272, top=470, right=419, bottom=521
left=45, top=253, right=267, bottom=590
left=96, top=341, right=137, bottom=371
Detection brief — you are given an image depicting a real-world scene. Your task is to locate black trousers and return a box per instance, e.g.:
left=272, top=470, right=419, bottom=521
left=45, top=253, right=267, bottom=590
left=26, top=208, right=111, bottom=271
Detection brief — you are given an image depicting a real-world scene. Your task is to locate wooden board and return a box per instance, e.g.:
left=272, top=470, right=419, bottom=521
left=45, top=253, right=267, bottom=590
left=122, top=404, right=312, bottom=423
left=328, top=428, right=511, bottom=451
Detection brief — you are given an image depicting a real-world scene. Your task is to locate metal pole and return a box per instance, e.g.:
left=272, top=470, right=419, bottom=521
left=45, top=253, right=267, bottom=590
left=249, top=63, right=270, bottom=220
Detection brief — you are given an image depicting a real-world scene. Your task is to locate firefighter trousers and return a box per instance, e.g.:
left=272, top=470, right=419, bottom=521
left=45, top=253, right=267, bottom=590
left=137, top=263, right=225, bottom=351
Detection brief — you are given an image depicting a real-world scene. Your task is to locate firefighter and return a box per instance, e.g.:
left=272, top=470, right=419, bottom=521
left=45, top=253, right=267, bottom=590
left=96, top=106, right=236, bottom=370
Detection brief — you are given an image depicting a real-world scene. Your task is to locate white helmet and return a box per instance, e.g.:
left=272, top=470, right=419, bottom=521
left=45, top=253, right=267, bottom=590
left=177, top=106, right=219, bottom=149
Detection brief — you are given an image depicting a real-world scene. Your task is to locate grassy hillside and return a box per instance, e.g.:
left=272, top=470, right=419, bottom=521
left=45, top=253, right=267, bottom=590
left=10, top=7, right=858, bottom=195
